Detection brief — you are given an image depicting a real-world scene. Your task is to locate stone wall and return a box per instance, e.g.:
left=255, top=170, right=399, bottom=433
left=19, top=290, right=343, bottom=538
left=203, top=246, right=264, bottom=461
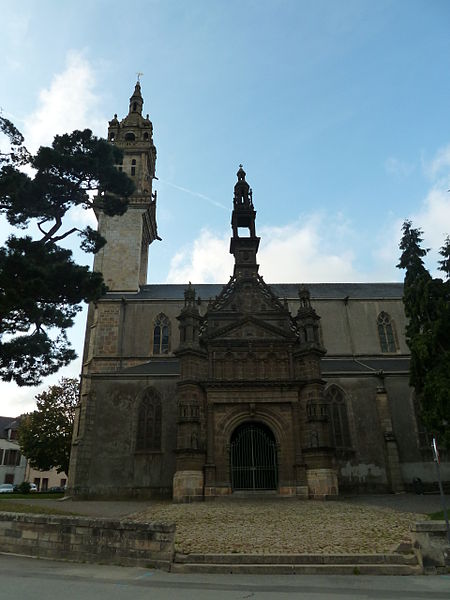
left=412, top=521, right=450, bottom=573
left=69, top=377, right=178, bottom=498
left=0, top=512, right=175, bottom=569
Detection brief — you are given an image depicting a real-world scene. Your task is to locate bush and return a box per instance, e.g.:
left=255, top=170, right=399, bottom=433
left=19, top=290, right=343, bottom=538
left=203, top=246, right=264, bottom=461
left=16, top=481, right=31, bottom=494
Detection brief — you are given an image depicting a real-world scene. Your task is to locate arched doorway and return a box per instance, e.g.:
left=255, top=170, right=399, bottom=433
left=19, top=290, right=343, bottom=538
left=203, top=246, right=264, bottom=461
left=230, top=422, right=278, bottom=490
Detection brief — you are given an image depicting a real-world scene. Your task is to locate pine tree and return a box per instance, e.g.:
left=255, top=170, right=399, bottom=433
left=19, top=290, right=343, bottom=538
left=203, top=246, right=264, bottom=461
left=0, top=118, right=134, bottom=385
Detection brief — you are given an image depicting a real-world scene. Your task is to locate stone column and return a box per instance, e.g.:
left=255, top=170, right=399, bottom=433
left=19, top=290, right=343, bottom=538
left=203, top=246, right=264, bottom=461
left=291, top=400, right=308, bottom=498
left=375, top=381, right=404, bottom=493
left=204, top=403, right=217, bottom=499
left=302, top=383, right=339, bottom=499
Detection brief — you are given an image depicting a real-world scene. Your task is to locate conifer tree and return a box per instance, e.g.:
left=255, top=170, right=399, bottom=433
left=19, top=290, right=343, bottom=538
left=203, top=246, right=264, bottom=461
left=0, top=117, right=134, bottom=385
left=398, top=221, right=450, bottom=447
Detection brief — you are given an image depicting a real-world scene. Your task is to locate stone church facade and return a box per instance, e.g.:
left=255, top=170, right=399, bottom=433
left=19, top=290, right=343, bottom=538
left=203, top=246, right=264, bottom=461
left=67, top=83, right=448, bottom=500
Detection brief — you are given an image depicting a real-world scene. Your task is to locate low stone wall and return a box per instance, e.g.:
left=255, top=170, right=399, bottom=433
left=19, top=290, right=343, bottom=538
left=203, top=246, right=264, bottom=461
left=0, top=512, right=175, bottom=569
left=412, top=521, right=450, bottom=573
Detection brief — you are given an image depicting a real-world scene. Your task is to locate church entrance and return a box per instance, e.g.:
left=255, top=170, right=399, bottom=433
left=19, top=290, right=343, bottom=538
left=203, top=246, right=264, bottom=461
left=230, top=422, right=278, bottom=490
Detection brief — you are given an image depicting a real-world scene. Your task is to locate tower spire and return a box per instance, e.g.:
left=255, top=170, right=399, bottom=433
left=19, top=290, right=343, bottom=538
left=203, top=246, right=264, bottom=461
left=230, top=166, right=260, bottom=277
left=129, top=80, right=144, bottom=115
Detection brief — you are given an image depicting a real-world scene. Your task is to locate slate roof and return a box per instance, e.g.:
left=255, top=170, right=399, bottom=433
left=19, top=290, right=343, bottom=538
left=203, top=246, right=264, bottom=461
left=321, top=357, right=410, bottom=374
left=119, top=356, right=409, bottom=377
left=0, top=416, right=16, bottom=439
left=122, top=359, right=180, bottom=376
left=108, top=282, right=404, bottom=302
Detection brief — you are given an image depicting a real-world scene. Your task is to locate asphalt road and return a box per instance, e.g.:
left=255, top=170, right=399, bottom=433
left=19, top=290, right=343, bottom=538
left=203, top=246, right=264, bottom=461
left=0, top=554, right=449, bottom=600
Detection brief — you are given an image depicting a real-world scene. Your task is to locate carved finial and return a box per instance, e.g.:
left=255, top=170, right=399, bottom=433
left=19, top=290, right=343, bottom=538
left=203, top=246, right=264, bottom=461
left=136, top=71, right=144, bottom=82
left=184, top=282, right=196, bottom=307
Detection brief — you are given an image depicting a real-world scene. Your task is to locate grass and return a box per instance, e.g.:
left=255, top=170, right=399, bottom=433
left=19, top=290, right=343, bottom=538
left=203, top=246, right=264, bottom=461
left=0, top=501, right=77, bottom=516
left=428, top=510, right=449, bottom=520
left=0, top=493, right=64, bottom=500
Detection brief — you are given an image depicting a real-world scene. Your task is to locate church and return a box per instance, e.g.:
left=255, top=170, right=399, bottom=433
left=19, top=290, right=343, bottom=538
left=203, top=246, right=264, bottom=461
left=67, top=82, right=447, bottom=501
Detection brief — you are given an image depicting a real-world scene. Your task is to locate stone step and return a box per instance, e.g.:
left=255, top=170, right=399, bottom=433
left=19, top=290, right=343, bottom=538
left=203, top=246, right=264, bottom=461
left=171, top=563, right=422, bottom=575
left=216, top=492, right=284, bottom=501
left=174, top=552, right=418, bottom=566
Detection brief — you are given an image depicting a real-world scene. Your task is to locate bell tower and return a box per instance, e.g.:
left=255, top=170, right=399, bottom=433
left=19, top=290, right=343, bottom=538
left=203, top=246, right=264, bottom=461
left=230, top=165, right=260, bottom=278
left=93, top=80, right=158, bottom=291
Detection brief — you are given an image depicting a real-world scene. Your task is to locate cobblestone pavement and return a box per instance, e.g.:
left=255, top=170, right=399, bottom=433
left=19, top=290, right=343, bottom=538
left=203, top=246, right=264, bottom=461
left=128, top=499, right=425, bottom=555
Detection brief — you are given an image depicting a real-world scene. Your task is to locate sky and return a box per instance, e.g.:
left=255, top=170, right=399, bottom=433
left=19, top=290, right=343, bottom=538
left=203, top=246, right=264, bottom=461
left=1, top=0, right=449, bottom=416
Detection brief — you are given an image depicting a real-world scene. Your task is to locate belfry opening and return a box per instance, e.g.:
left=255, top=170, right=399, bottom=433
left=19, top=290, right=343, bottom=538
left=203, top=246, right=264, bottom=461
left=230, top=422, right=278, bottom=491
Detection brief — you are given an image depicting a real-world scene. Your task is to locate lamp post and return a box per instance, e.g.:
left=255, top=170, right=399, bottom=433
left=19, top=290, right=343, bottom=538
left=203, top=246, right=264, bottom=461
left=431, top=437, right=450, bottom=544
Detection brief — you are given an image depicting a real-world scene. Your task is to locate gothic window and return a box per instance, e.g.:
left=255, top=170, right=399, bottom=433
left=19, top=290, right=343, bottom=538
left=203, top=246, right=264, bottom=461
left=143, top=132, right=149, bottom=140
left=153, top=313, right=170, bottom=354
left=109, top=132, right=115, bottom=141
left=326, top=386, right=352, bottom=451
left=136, top=389, right=162, bottom=451
left=377, top=312, right=397, bottom=353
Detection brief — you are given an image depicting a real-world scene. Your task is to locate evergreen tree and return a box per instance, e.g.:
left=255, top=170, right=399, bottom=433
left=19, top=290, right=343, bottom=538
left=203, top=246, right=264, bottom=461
left=18, top=377, right=79, bottom=475
left=0, top=117, right=134, bottom=385
left=398, top=221, right=450, bottom=447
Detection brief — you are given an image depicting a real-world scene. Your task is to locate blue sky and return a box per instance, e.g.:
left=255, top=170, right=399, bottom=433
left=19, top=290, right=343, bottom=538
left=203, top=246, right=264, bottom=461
left=1, top=0, right=450, bottom=415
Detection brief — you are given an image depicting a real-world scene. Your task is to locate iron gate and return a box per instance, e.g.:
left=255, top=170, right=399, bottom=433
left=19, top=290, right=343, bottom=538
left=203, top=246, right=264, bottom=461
left=230, top=423, right=278, bottom=490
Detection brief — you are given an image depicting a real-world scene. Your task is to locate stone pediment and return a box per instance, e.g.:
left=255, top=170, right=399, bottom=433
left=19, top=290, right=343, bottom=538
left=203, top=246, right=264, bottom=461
left=201, top=273, right=300, bottom=344
left=203, top=315, right=298, bottom=343
left=208, top=275, right=288, bottom=314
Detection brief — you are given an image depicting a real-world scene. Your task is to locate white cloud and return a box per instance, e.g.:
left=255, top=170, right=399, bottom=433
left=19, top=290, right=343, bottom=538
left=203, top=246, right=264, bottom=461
left=425, top=144, right=450, bottom=180
left=0, top=357, right=82, bottom=418
left=167, top=229, right=233, bottom=283
left=70, top=204, right=97, bottom=228
left=374, top=142, right=450, bottom=278
left=385, top=157, right=414, bottom=178
left=166, top=214, right=363, bottom=284
left=258, top=217, right=360, bottom=282
left=373, top=183, right=450, bottom=280
left=0, top=8, right=31, bottom=73
left=23, top=51, right=104, bottom=152
left=413, top=187, right=450, bottom=270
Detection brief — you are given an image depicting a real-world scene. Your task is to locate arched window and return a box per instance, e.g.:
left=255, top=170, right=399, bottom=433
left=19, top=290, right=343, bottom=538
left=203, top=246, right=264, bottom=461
left=136, top=389, right=161, bottom=451
left=125, top=132, right=135, bottom=141
left=143, top=132, right=149, bottom=140
left=153, top=313, right=170, bottom=354
left=326, top=386, right=351, bottom=451
left=377, top=312, right=397, bottom=353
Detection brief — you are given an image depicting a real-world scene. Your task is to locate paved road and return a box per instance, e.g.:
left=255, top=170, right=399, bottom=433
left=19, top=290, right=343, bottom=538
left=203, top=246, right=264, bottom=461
left=0, top=555, right=449, bottom=600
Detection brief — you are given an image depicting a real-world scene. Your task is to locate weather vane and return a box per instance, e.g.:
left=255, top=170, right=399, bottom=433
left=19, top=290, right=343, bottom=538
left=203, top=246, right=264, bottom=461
left=136, top=72, right=144, bottom=82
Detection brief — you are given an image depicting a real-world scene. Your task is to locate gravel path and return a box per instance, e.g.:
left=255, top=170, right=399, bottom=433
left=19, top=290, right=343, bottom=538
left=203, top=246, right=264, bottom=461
left=6, top=493, right=444, bottom=555
left=127, top=499, right=424, bottom=555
